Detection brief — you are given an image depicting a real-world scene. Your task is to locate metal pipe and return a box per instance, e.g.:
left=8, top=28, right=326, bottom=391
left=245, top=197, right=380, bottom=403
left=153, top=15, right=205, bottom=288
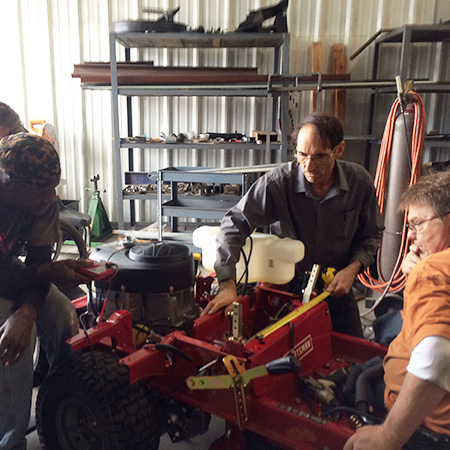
left=378, top=100, right=415, bottom=281
left=268, top=80, right=450, bottom=93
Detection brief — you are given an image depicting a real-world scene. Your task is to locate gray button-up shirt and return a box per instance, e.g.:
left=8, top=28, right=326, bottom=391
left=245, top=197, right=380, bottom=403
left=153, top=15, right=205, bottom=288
left=215, top=160, right=384, bottom=283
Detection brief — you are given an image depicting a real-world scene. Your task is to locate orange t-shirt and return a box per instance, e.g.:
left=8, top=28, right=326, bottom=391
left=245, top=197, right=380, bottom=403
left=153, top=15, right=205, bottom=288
left=384, top=247, right=450, bottom=435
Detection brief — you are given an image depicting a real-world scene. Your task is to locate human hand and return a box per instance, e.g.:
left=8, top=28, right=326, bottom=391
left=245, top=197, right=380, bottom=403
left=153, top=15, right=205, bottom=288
left=343, top=425, right=400, bottom=450
left=0, top=303, right=36, bottom=366
left=37, top=259, right=95, bottom=288
left=401, top=244, right=421, bottom=276
left=201, top=279, right=237, bottom=316
left=326, top=261, right=361, bottom=297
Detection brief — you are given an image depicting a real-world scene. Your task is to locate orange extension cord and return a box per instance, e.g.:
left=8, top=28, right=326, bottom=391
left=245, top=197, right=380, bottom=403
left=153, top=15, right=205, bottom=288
left=357, top=91, right=425, bottom=297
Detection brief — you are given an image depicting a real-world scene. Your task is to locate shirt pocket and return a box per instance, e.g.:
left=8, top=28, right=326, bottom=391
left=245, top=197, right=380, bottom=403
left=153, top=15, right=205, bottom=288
left=327, top=208, right=360, bottom=240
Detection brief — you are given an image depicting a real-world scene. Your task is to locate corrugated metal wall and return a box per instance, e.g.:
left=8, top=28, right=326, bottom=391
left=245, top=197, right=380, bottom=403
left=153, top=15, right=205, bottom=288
left=0, top=0, right=449, bottom=225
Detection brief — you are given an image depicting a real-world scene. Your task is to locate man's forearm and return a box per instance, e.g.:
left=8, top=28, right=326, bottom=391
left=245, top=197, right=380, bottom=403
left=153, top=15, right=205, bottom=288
left=382, top=372, right=447, bottom=447
left=219, top=279, right=237, bottom=292
left=344, top=372, right=448, bottom=449
left=346, top=260, right=363, bottom=277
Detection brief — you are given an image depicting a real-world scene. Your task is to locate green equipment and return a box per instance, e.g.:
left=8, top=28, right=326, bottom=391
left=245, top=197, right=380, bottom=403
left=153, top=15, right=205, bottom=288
left=86, top=174, right=112, bottom=241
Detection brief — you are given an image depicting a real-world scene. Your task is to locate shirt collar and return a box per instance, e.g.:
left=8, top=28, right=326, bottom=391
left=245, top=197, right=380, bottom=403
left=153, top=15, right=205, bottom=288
left=335, top=160, right=350, bottom=192
left=294, top=160, right=350, bottom=195
left=293, top=161, right=307, bottom=193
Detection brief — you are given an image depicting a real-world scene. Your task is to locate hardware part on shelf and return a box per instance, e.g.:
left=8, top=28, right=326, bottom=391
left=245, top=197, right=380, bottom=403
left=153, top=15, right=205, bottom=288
left=123, top=185, right=156, bottom=195
left=113, top=6, right=188, bottom=33
left=120, top=132, right=257, bottom=146
left=252, top=130, right=280, bottom=142
left=127, top=183, right=242, bottom=196
left=236, top=0, right=289, bottom=33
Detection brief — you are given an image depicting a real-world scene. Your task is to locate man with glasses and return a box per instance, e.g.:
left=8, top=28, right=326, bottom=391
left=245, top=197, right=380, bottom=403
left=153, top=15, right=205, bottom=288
left=345, top=171, right=450, bottom=449
left=203, top=112, right=384, bottom=338
left=401, top=214, right=446, bottom=276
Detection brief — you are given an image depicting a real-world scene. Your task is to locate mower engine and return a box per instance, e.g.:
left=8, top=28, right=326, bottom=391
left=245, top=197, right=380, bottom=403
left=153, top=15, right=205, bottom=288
left=89, top=241, right=198, bottom=335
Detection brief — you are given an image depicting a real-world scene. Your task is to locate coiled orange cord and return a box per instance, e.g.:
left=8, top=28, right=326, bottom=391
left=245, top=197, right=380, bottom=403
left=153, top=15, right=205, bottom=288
left=357, top=91, right=425, bottom=294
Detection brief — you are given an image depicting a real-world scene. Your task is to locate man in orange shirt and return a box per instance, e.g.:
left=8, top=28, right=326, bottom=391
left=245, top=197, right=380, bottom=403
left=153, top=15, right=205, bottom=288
left=345, top=171, right=450, bottom=449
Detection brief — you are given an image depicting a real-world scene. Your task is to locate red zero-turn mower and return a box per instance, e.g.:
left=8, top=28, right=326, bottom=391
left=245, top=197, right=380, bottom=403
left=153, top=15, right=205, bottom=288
left=36, top=240, right=387, bottom=450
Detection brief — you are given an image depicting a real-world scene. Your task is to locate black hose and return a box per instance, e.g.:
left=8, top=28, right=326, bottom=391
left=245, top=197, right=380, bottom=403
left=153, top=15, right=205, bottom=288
left=155, top=343, right=193, bottom=362
left=237, top=236, right=253, bottom=291
left=355, top=362, right=384, bottom=414
left=289, top=321, right=295, bottom=351
left=342, top=364, right=362, bottom=396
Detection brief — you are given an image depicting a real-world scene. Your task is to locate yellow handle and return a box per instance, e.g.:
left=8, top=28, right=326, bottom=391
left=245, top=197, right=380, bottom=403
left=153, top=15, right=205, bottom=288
left=29, top=119, right=46, bottom=136
left=322, top=267, right=336, bottom=287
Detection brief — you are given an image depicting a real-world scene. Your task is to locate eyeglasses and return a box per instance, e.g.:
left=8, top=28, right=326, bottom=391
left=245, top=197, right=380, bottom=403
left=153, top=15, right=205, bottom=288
left=406, top=215, right=443, bottom=232
left=296, top=147, right=337, bottom=164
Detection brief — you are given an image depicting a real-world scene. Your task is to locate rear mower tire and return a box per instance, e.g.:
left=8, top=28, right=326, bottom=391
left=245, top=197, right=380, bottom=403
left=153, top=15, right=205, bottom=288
left=36, top=351, right=161, bottom=450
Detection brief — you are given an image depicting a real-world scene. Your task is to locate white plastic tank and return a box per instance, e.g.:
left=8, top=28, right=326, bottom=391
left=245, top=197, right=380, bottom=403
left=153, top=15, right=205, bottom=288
left=192, top=225, right=305, bottom=284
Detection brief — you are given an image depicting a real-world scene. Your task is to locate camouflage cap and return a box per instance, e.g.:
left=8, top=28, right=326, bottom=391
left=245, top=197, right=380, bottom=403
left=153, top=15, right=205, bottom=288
left=0, top=132, right=61, bottom=188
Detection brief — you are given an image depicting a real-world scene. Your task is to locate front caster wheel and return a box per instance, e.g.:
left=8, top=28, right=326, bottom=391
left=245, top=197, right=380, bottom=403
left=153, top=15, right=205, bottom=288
left=36, top=351, right=161, bottom=450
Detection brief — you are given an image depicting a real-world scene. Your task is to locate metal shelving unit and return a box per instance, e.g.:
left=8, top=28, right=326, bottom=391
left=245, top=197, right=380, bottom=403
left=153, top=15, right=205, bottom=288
left=108, top=30, right=291, bottom=229
left=368, top=24, right=450, bottom=167
left=371, top=24, right=450, bottom=88
left=156, top=165, right=276, bottom=241
left=268, top=23, right=450, bottom=170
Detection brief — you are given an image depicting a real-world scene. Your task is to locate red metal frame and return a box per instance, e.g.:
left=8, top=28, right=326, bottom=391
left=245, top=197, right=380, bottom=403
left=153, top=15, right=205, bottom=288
left=68, top=284, right=387, bottom=450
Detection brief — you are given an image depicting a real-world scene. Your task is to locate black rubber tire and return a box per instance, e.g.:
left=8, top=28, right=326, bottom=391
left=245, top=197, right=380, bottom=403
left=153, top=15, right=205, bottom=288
left=22, top=219, right=88, bottom=261
left=36, top=351, right=161, bottom=450
left=57, top=218, right=89, bottom=260
left=33, top=337, right=50, bottom=387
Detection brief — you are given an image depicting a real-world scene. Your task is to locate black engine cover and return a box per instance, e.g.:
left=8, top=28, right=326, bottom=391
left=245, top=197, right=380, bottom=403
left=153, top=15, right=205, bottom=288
left=90, top=241, right=195, bottom=293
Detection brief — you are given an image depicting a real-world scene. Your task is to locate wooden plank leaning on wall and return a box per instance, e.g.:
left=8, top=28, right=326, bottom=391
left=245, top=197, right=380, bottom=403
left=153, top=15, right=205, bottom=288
left=332, top=43, right=346, bottom=125
left=311, top=41, right=322, bottom=112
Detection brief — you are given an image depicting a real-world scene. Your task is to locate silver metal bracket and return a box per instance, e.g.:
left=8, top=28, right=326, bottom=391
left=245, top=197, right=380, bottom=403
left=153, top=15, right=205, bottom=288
left=302, top=264, right=320, bottom=304
left=231, top=301, right=243, bottom=340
